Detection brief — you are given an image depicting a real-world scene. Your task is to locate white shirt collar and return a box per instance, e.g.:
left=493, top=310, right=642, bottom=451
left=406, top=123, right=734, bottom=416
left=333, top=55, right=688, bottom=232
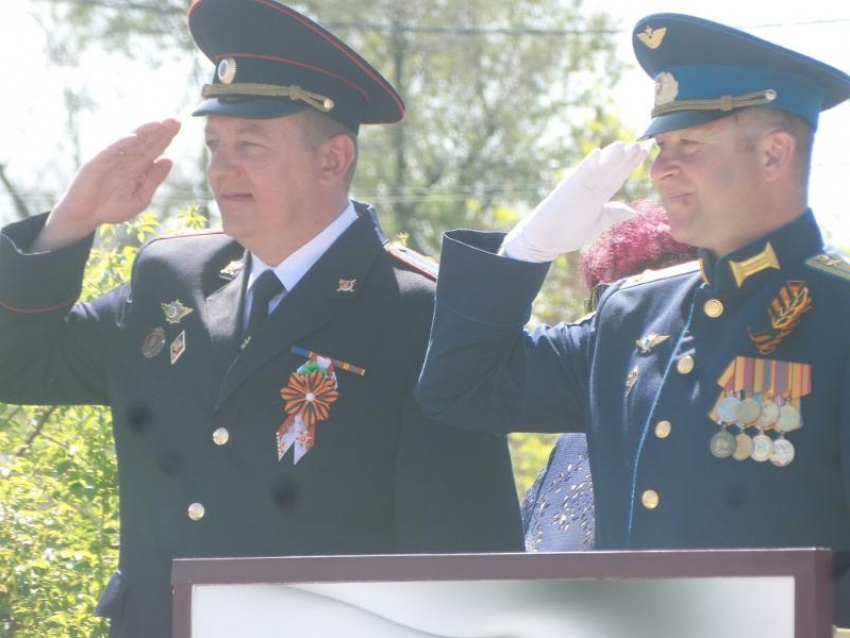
left=247, top=201, right=358, bottom=294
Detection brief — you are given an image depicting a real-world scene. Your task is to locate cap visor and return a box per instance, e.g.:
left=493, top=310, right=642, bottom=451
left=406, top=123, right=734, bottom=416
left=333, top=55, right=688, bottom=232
left=640, top=109, right=733, bottom=139
left=192, top=96, right=308, bottom=120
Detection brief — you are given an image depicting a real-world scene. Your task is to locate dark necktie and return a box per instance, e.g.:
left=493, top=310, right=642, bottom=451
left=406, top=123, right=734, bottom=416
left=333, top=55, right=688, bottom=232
left=244, top=270, right=284, bottom=338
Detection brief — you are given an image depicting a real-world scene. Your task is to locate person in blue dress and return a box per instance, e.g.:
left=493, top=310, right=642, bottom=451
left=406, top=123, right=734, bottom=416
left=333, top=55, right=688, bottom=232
left=522, top=201, right=696, bottom=552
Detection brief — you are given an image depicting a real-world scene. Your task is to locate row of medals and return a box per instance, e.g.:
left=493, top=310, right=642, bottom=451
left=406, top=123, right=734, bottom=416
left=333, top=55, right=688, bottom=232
left=710, top=394, right=800, bottom=467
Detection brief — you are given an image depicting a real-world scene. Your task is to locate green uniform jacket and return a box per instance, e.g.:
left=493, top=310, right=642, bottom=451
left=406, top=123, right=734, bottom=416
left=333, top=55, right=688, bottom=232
left=0, top=202, right=522, bottom=638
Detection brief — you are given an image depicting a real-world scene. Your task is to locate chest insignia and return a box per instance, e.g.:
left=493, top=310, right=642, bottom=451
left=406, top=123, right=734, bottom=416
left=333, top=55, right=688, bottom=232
left=748, top=281, right=812, bottom=355
left=219, top=260, right=245, bottom=281
left=141, top=327, right=166, bottom=359
left=277, top=353, right=340, bottom=465
left=635, top=332, right=670, bottom=354
left=336, top=278, right=357, bottom=294
left=161, top=300, right=194, bottom=325
left=170, top=330, right=187, bottom=365
left=625, top=366, right=640, bottom=397
left=709, top=356, right=811, bottom=467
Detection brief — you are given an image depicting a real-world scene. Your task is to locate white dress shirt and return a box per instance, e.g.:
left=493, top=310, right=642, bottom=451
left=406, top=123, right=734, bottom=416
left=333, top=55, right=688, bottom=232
left=243, top=201, right=358, bottom=325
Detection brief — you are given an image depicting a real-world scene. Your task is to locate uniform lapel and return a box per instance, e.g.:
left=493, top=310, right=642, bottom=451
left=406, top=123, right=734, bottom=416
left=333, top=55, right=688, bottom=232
left=204, top=252, right=249, bottom=395
left=215, top=210, right=385, bottom=408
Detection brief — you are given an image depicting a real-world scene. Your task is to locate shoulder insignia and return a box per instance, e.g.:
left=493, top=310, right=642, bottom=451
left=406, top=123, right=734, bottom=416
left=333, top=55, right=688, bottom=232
left=620, top=260, right=700, bottom=289
left=805, top=252, right=850, bottom=282
left=219, top=259, right=245, bottom=281
left=385, top=242, right=438, bottom=281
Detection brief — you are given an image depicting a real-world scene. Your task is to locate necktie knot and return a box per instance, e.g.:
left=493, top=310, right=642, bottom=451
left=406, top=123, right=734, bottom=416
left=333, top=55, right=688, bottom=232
left=245, top=270, right=284, bottom=337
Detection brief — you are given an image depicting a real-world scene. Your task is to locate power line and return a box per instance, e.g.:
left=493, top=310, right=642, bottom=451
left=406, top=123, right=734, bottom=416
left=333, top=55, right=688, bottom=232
left=34, top=1, right=850, bottom=37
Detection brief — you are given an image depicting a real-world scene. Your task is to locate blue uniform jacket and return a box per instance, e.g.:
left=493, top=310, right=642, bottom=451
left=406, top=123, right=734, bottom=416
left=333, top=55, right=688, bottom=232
left=417, top=210, right=850, bottom=623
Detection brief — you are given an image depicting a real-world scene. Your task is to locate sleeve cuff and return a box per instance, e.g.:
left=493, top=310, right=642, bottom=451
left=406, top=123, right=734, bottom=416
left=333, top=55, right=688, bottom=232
left=0, top=213, right=95, bottom=313
left=437, top=229, right=550, bottom=326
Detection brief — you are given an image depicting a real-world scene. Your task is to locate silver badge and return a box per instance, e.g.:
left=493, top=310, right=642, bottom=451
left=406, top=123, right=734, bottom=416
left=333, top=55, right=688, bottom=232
left=654, top=71, right=679, bottom=106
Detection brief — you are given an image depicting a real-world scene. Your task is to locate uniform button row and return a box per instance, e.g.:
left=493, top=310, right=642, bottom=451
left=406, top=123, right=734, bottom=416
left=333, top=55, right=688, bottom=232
left=188, top=502, right=205, bottom=521
left=703, top=298, right=724, bottom=318
left=641, top=489, right=659, bottom=510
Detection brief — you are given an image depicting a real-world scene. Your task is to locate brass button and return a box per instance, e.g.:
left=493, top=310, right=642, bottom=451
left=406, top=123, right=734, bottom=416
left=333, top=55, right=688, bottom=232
left=704, top=299, right=724, bottom=318
left=677, top=355, right=695, bottom=375
left=641, top=490, right=660, bottom=510
left=212, top=428, right=230, bottom=446
left=187, top=503, right=205, bottom=521
left=655, top=420, right=672, bottom=439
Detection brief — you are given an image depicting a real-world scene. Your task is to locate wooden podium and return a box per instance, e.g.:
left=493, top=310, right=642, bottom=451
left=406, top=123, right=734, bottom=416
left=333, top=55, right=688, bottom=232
left=172, top=548, right=833, bottom=638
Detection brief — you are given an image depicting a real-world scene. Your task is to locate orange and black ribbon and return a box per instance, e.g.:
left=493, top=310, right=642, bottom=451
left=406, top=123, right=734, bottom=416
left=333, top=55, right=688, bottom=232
left=748, top=281, right=812, bottom=355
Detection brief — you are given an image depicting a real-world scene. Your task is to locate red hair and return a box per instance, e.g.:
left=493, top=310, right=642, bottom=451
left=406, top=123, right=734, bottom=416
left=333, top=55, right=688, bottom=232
left=579, top=200, right=697, bottom=289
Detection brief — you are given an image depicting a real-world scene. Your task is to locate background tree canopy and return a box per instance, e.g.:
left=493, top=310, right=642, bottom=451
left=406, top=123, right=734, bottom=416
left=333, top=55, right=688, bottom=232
left=0, top=1, right=653, bottom=635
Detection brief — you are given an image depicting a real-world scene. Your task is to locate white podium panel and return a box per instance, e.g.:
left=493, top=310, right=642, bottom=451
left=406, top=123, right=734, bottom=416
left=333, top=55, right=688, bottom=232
left=172, top=549, right=833, bottom=638
left=191, top=577, right=794, bottom=638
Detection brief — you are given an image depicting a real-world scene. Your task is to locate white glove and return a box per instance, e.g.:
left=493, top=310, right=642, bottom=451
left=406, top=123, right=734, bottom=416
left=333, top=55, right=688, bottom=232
left=501, top=141, right=647, bottom=263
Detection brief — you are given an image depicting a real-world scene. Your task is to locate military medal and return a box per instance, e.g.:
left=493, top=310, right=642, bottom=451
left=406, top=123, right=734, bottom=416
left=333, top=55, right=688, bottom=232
left=141, top=327, right=166, bottom=358
left=161, top=300, right=194, bottom=325
left=716, top=396, right=740, bottom=424
left=751, top=433, right=773, bottom=462
left=732, top=432, right=753, bottom=461
left=711, top=356, right=811, bottom=467
left=776, top=405, right=801, bottom=433
left=770, top=438, right=795, bottom=467
left=277, top=354, right=339, bottom=464
left=710, top=428, right=736, bottom=459
left=170, top=330, right=187, bottom=365
left=757, top=400, right=779, bottom=428
left=735, top=397, right=761, bottom=425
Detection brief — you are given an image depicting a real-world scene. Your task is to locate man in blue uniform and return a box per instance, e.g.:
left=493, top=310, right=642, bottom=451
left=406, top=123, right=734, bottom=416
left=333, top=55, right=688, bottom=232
left=417, top=13, right=850, bottom=624
left=0, top=1, right=521, bottom=636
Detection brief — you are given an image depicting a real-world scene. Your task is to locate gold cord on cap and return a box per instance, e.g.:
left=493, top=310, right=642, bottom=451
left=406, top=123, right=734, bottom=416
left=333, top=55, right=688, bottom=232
left=202, top=83, right=335, bottom=113
left=652, top=88, right=778, bottom=117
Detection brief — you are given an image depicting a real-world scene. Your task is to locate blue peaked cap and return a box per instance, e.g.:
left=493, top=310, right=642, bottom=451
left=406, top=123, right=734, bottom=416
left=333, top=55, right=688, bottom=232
left=633, top=13, right=850, bottom=137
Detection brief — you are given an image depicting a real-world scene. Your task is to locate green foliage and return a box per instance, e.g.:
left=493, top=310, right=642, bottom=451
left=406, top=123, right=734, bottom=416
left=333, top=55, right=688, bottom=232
left=0, top=214, right=166, bottom=638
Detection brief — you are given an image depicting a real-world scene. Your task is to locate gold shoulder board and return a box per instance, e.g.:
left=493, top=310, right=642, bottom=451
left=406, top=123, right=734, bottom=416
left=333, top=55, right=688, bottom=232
left=805, top=253, right=850, bottom=282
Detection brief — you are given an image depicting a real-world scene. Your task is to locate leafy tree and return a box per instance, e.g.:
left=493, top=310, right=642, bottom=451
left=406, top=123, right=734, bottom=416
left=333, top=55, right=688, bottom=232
left=0, top=209, right=209, bottom=638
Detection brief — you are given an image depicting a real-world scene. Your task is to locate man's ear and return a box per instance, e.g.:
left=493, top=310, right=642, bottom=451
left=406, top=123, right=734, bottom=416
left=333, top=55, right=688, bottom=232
left=761, top=128, right=796, bottom=183
left=318, top=134, right=356, bottom=185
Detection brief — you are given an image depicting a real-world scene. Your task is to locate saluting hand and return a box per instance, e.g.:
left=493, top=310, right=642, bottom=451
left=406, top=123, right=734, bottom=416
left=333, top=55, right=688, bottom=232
left=501, top=141, right=647, bottom=263
left=33, top=119, right=181, bottom=252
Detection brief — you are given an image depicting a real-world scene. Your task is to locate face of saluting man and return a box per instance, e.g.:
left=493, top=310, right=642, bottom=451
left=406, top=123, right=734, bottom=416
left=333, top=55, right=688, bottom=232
left=650, top=114, right=769, bottom=258
left=204, top=112, right=343, bottom=265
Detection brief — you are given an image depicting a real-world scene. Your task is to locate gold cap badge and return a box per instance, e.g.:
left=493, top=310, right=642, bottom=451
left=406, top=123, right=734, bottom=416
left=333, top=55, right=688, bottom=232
left=637, top=26, right=667, bottom=50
